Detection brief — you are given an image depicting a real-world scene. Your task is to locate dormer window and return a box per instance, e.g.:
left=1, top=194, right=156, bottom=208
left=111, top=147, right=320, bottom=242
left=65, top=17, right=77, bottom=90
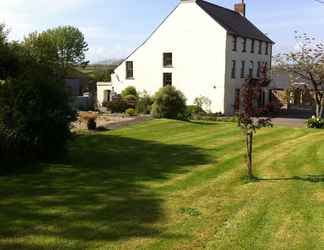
left=242, top=38, right=247, bottom=52
left=126, top=61, right=134, bottom=79
left=163, top=53, right=173, bottom=67
left=232, top=36, right=237, bottom=51
left=251, top=39, right=255, bottom=53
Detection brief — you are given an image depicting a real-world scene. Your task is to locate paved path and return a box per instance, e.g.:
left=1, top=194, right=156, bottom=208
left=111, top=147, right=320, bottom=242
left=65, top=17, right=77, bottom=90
left=271, top=117, right=306, bottom=128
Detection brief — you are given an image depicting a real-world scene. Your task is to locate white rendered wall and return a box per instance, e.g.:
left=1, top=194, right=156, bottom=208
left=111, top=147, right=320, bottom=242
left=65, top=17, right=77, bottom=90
left=97, top=82, right=113, bottom=107
left=112, top=1, right=228, bottom=113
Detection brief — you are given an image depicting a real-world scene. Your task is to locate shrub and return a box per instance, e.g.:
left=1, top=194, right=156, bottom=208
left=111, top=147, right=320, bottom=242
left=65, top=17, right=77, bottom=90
left=123, top=94, right=137, bottom=108
left=87, top=118, right=97, bottom=130
left=80, top=112, right=97, bottom=130
left=121, top=86, right=138, bottom=98
left=306, top=116, right=324, bottom=129
left=126, top=108, right=136, bottom=117
left=0, top=77, right=76, bottom=161
left=194, top=96, right=212, bottom=113
left=136, top=91, right=153, bottom=114
left=103, top=96, right=128, bottom=113
left=187, top=105, right=205, bottom=116
left=151, top=86, right=187, bottom=120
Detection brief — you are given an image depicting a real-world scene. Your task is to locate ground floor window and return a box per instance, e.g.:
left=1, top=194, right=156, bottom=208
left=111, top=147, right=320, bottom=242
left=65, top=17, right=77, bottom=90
left=234, top=89, right=240, bottom=112
left=163, top=73, right=172, bottom=86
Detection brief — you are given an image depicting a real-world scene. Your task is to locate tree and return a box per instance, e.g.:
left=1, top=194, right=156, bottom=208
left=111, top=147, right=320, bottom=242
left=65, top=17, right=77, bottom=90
left=238, top=68, right=272, bottom=179
left=276, top=32, right=324, bottom=118
left=151, top=86, right=187, bottom=120
left=194, top=96, right=212, bottom=113
left=121, top=86, right=138, bottom=98
left=23, top=26, right=89, bottom=77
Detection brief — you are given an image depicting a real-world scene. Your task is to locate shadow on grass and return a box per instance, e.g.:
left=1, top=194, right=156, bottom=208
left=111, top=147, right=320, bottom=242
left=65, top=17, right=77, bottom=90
left=0, top=134, right=212, bottom=249
left=256, top=175, right=324, bottom=183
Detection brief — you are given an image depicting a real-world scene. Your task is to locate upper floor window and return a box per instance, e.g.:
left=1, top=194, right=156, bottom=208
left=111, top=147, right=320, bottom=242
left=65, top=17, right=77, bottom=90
left=249, top=61, right=254, bottom=78
left=231, top=60, right=236, bottom=79
left=163, top=73, right=172, bottom=86
left=163, top=53, right=173, bottom=67
left=242, top=38, right=247, bottom=52
left=258, top=41, right=262, bottom=54
left=251, top=39, right=255, bottom=53
left=126, top=61, right=134, bottom=79
left=265, top=42, right=269, bottom=55
left=257, top=62, right=261, bottom=78
left=232, top=36, right=237, bottom=51
left=241, top=61, right=245, bottom=78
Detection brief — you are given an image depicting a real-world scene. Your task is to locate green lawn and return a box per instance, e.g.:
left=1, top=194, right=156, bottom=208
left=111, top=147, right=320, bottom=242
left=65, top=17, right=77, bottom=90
left=1, top=120, right=324, bottom=249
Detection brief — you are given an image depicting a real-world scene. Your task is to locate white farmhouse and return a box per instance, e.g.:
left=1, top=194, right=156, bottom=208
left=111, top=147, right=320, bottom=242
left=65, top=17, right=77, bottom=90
left=111, top=0, right=274, bottom=115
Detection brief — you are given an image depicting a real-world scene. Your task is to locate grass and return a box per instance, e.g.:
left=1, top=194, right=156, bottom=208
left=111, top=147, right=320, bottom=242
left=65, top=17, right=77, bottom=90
left=1, top=119, right=324, bottom=249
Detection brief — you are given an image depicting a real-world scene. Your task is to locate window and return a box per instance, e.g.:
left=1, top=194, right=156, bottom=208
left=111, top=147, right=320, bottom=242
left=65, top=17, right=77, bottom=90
left=232, top=36, right=237, bottom=51
left=258, top=41, right=262, bottom=54
left=240, top=61, right=245, bottom=78
left=163, top=73, right=172, bottom=86
left=265, top=42, right=269, bottom=55
left=234, top=89, right=240, bottom=112
left=163, top=53, right=173, bottom=67
left=249, top=61, right=254, bottom=78
left=231, top=60, right=236, bottom=79
left=251, top=39, right=255, bottom=53
left=257, top=62, right=261, bottom=78
left=126, top=61, right=134, bottom=79
left=242, top=38, right=247, bottom=52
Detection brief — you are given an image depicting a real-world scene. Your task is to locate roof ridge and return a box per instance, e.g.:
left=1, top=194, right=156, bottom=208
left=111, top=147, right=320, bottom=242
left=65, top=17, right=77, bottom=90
left=196, top=0, right=242, bottom=16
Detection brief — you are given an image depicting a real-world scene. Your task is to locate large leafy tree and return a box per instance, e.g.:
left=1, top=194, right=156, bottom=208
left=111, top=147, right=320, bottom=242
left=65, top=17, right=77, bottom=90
left=276, top=32, right=324, bottom=118
left=23, top=26, right=89, bottom=77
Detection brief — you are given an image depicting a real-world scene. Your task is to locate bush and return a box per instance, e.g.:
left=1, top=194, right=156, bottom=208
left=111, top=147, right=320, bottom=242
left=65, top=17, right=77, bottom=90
left=187, top=105, right=205, bottom=116
left=151, top=86, right=187, bottom=120
left=136, top=91, right=153, bottom=114
left=87, top=118, right=97, bottom=130
left=306, top=116, right=324, bottom=128
left=103, top=96, right=128, bottom=113
left=123, top=94, right=137, bottom=108
left=0, top=77, right=76, bottom=161
left=194, top=96, right=212, bottom=113
left=121, top=86, right=138, bottom=98
left=126, top=108, right=136, bottom=117
left=80, top=112, right=97, bottom=130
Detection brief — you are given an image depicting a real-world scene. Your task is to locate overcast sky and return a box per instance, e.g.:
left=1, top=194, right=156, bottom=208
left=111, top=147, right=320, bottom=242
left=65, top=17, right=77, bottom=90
left=1, top=0, right=324, bottom=63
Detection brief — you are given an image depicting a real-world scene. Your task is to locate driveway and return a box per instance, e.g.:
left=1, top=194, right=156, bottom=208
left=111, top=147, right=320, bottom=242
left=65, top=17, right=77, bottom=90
left=271, top=117, right=306, bottom=128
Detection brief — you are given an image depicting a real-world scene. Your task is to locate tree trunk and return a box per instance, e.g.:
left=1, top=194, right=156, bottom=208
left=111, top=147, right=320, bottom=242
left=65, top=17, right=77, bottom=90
left=246, top=132, right=254, bottom=178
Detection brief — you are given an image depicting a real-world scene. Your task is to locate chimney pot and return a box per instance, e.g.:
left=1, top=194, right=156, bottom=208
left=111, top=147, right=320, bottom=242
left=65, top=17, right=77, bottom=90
left=234, top=1, right=246, bottom=17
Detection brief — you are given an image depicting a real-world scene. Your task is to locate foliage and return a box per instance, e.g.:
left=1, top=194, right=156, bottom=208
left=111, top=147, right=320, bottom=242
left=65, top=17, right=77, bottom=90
left=126, top=108, right=137, bottom=117
left=136, top=91, right=153, bottom=114
left=0, top=77, right=76, bottom=161
left=23, top=26, right=89, bottom=77
left=87, top=118, right=97, bottom=130
left=238, top=70, right=272, bottom=178
left=306, top=116, right=324, bottom=128
left=103, top=96, right=128, bottom=113
left=121, top=86, right=138, bottom=98
left=276, top=32, right=324, bottom=118
left=151, top=86, right=187, bottom=120
left=194, top=96, right=212, bottom=113
left=123, top=94, right=138, bottom=108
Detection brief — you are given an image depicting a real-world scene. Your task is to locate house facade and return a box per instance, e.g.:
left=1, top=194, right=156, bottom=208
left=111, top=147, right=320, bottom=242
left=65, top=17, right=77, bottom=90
left=111, top=0, right=274, bottom=115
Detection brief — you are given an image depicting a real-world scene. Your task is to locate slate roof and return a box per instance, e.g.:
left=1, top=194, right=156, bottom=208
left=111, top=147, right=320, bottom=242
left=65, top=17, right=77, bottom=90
left=196, top=0, right=274, bottom=44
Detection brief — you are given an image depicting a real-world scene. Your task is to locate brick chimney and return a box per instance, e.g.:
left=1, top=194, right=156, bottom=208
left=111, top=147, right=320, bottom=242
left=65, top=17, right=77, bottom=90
left=234, top=0, right=246, bottom=17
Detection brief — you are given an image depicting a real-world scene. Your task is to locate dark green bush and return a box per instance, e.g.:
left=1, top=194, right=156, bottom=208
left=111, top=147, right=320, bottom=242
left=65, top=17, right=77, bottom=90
left=121, top=86, right=138, bottom=98
left=126, top=108, right=136, bottom=117
left=0, top=77, right=76, bottom=161
left=123, top=94, right=138, bottom=108
left=151, top=86, right=187, bottom=120
left=103, top=96, right=128, bottom=113
left=306, top=116, right=324, bottom=129
left=87, top=118, right=97, bottom=130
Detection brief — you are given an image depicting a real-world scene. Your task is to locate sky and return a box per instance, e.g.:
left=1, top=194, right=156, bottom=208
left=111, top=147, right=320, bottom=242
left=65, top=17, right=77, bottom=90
left=1, top=0, right=324, bottom=63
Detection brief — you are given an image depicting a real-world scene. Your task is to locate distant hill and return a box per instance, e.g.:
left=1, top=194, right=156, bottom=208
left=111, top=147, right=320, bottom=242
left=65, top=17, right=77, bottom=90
left=93, top=59, right=123, bottom=65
